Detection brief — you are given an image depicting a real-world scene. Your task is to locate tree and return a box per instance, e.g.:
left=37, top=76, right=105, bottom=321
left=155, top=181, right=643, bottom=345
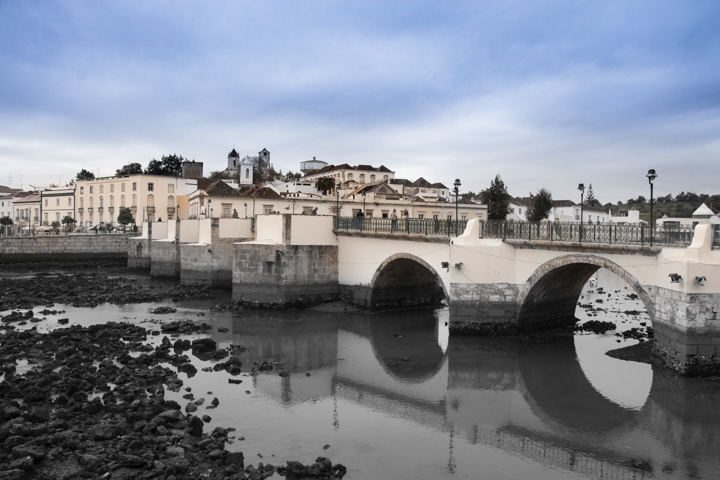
left=0, top=216, right=13, bottom=226
left=117, top=207, right=134, bottom=226
left=584, top=184, right=602, bottom=209
left=209, top=170, right=231, bottom=180
left=76, top=169, right=95, bottom=181
left=460, top=191, right=477, bottom=202
left=479, top=175, right=511, bottom=220
left=116, top=162, right=143, bottom=176
left=527, top=188, right=553, bottom=222
left=315, top=177, right=337, bottom=196
left=145, top=154, right=185, bottom=176
left=61, top=215, right=76, bottom=226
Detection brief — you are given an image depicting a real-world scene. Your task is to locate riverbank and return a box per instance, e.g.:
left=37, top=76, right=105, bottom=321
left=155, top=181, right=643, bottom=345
left=0, top=320, right=346, bottom=480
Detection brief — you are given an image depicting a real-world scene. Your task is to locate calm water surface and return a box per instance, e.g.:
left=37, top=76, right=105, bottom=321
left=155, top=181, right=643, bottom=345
left=3, top=268, right=720, bottom=479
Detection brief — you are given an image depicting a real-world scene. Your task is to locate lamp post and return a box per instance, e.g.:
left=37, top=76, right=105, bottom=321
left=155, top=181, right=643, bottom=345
left=336, top=182, right=341, bottom=229
left=207, top=199, right=211, bottom=218
left=362, top=191, right=366, bottom=216
left=244, top=203, right=247, bottom=218
left=578, top=183, right=585, bottom=242
left=647, top=169, right=657, bottom=247
left=453, top=179, right=461, bottom=236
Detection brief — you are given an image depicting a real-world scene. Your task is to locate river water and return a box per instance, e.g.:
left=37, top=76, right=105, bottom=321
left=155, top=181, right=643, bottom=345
left=4, top=268, right=720, bottom=479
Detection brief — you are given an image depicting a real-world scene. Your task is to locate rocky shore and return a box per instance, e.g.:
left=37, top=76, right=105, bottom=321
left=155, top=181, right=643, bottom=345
left=0, top=270, right=347, bottom=480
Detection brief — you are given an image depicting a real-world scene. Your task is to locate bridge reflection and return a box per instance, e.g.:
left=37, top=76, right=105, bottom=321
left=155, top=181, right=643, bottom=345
left=215, top=308, right=720, bottom=479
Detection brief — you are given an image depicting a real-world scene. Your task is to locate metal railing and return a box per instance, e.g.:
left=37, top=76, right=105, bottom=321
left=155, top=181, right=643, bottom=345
left=479, top=220, right=698, bottom=247
left=336, top=216, right=468, bottom=237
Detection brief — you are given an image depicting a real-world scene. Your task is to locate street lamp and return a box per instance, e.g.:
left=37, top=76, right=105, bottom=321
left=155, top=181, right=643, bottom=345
left=244, top=202, right=247, bottom=218
left=647, top=169, right=657, bottom=247
left=336, top=182, right=341, bottom=229
left=578, top=183, right=585, bottom=242
left=362, top=191, right=366, bottom=216
left=453, top=179, right=461, bottom=236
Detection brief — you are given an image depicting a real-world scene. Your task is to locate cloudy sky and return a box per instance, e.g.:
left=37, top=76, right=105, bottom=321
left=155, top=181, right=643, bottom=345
left=1, top=1, right=719, bottom=203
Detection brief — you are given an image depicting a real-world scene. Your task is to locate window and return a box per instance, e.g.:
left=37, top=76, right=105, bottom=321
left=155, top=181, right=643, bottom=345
left=56, top=199, right=60, bottom=207
left=263, top=205, right=274, bottom=214
left=44, top=199, right=48, bottom=206
left=222, top=203, right=231, bottom=218
left=347, top=173, right=353, bottom=180
left=80, top=186, right=84, bottom=194
left=68, top=198, right=72, bottom=206
left=89, top=197, right=94, bottom=207
left=132, top=182, right=137, bottom=191
left=383, top=175, right=389, bottom=181
left=100, top=197, right=104, bottom=208
left=359, top=174, right=365, bottom=183
left=132, top=194, right=137, bottom=207
left=168, top=184, right=174, bottom=193
left=89, top=186, right=93, bottom=194
left=99, top=185, right=104, bottom=193
left=148, top=183, right=154, bottom=191
left=121, top=183, right=126, bottom=192
left=370, top=174, right=376, bottom=183
left=461, top=215, right=467, bottom=221
left=110, top=184, right=114, bottom=193
left=80, top=198, right=84, bottom=208
left=447, top=214, right=453, bottom=221
left=110, top=195, right=114, bottom=207
left=121, top=195, right=125, bottom=207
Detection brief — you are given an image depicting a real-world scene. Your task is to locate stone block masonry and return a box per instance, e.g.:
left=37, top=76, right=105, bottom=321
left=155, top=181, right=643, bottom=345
left=233, top=244, right=339, bottom=306
left=128, top=237, right=151, bottom=269
left=151, top=240, right=180, bottom=278
left=0, top=234, right=129, bottom=263
left=181, top=238, right=246, bottom=288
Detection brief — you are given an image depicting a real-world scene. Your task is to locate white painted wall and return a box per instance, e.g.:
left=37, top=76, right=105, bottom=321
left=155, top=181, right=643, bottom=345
left=198, top=218, right=212, bottom=244
left=180, top=219, right=200, bottom=243
left=290, top=215, right=337, bottom=245
left=219, top=218, right=253, bottom=239
left=255, top=215, right=284, bottom=244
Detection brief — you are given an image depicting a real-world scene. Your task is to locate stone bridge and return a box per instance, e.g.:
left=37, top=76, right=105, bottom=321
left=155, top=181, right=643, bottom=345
left=128, top=214, right=720, bottom=375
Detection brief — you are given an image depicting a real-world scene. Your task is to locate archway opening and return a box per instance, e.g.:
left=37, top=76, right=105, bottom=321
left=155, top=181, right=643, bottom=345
left=370, top=257, right=446, bottom=310
left=518, top=263, right=600, bottom=332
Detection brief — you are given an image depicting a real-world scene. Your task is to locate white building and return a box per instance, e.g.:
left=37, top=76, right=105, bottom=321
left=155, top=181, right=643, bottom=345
left=301, top=161, right=395, bottom=189
left=76, top=174, right=198, bottom=227
left=40, top=187, right=75, bottom=226
left=656, top=203, right=720, bottom=228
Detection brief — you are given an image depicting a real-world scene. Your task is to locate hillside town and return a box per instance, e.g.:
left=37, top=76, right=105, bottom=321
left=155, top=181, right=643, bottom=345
left=1, top=148, right=719, bottom=235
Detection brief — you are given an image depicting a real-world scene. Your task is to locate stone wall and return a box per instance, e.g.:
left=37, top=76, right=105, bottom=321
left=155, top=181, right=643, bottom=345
left=0, top=234, right=129, bottom=263
left=151, top=240, right=180, bottom=278
left=181, top=238, right=245, bottom=288
left=233, top=244, right=339, bottom=306
left=649, top=285, right=720, bottom=375
left=127, top=237, right=150, bottom=269
left=449, top=283, right=522, bottom=335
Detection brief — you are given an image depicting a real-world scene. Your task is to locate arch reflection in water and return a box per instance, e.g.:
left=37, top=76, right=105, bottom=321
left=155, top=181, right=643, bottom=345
left=203, top=305, right=719, bottom=479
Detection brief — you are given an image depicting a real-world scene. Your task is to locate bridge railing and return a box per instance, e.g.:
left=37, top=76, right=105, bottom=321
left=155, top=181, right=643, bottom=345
left=336, top=216, right=468, bottom=237
left=479, top=220, right=697, bottom=247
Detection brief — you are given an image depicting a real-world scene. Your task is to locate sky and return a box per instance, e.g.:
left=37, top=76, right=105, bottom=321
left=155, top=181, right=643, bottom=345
left=1, top=0, right=719, bottom=204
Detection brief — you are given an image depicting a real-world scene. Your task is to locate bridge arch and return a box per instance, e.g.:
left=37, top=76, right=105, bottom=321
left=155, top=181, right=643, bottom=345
left=369, top=253, right=448, bottom=309
left=517, top=254, right=654, bottom=332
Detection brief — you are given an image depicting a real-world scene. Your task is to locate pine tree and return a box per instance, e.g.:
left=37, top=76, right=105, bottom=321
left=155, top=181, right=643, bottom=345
left=479, top=175, right=511, bottom=220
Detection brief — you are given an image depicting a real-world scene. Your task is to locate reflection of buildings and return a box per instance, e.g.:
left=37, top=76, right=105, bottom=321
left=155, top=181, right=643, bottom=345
left=216, top=308, right=720, bottom=479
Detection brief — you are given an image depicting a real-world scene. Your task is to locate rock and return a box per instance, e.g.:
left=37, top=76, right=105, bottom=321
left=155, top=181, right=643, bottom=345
left=191, top=338, right=217, bottom=354
left=187, top=416, right=204, bottom=437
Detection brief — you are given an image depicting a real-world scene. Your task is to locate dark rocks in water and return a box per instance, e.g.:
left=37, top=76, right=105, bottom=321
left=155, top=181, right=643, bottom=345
left=575, top=320, right=616, bottom=334
left=281, top=456, right=347, bottom=479
left=191, top=337, right=217, bottom=354
left=161, top=320, right=212, bottom=334
left=1, top=310, right=34, bottom=323
left=151, top=306, right=177, bottom=314
left=215, top=356, right=242, bottom=375
left=607, top=340, right=654, bottom=364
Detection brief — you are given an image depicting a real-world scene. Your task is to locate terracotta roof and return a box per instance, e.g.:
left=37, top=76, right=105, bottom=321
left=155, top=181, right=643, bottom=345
left=552, top=200, right=577, bottom=207
left=431, top=182, right=448, bottom=189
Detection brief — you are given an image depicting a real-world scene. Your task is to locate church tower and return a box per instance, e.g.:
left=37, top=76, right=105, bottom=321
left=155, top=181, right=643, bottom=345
left=227, top=148, right=240, bottom=172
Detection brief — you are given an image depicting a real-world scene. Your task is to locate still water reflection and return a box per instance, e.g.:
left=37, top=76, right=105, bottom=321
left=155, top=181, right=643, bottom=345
left=4, top=269, right=720, bottom=479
